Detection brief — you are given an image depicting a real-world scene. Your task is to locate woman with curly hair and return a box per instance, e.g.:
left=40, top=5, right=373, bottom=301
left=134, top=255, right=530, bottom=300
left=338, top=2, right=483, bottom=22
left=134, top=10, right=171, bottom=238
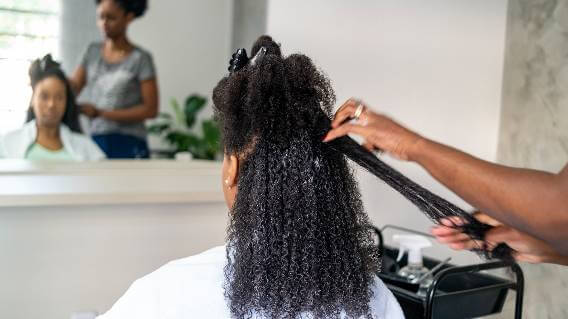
left=97, top=35, right=403, bottom=319
left=70, top=0, right=159, bottom=158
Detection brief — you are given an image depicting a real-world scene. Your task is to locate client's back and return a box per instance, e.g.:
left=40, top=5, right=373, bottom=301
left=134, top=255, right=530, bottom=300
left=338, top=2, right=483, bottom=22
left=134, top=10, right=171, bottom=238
left=214, top=35, right=403, bottom=319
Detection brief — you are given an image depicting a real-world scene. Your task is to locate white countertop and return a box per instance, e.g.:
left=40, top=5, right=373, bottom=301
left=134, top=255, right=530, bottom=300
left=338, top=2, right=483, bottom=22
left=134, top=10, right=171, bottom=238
left=0, top=159, right=224, bottom=207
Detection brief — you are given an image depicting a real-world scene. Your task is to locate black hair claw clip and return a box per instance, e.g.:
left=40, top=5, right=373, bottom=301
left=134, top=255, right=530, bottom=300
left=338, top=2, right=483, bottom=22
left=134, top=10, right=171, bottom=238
left=228, top=48, right=249, bottom=73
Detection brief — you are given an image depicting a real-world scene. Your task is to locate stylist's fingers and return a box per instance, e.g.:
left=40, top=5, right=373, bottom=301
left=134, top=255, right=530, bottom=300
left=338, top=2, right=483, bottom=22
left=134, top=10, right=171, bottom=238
left=484, top=226, right=519, bottom=246
left=331, top=100, right=359, bottom=128
left=439, top=216, right=465, bottom=227
left=435, top=231, right=471, bottom=244
left=323, top=123, right=369, bottom=142
left=432, top=217, right=485, bottom=250
left=485, top=225, right=557, bottom=258
left=336, top=98, right=358, bottom=114
left=448, top=239, right=486, bottom=251
left=431, top=225, right=462, bottom=237
left=362, top=141, right=375, bottom=152
left=432, top=228, right=486, bottom=250
left=472, top=212, right=502, bottom=227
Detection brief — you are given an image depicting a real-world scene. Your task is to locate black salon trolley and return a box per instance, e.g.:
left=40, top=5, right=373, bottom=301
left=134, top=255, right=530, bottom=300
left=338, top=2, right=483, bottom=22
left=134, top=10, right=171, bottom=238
left=371, top=225, right=524, bottom=319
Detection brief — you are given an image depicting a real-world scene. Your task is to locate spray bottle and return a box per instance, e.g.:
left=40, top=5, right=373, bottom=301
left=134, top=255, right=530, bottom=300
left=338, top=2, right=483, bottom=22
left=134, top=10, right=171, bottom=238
left=393, top=234, right=433, bottom=296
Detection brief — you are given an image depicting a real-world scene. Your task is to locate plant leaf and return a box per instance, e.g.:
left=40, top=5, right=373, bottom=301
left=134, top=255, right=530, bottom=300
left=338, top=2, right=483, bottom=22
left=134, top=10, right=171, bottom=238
left=147, top=123, right=171, bottom=135
left=157, top=112, right=173, bottom=120
left=170, top=98, right=185, bottom=126
left=184, top=94, right=207, bottom=128
left=202, top=119, right=220, bottom=148
left=166, top=131, right=201, bottom=153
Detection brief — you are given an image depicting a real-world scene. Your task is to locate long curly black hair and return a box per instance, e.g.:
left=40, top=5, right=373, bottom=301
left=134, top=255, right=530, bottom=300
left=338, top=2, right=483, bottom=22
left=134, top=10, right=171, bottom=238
left=214, top=33, right=512, bottom=318
left=213, top=36, right=380, bottom=319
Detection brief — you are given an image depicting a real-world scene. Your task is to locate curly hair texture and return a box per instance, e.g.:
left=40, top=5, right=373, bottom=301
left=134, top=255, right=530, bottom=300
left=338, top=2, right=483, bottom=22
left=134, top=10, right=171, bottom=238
left=213, top=35, right=381, bottom=319
left=214, top=34, right=512, bottom=318
left=95, top=0, right=147, bottom=17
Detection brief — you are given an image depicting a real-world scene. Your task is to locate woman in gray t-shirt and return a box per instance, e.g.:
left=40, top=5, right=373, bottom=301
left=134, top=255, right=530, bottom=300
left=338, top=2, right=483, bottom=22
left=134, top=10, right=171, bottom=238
left=70, top=0, right=158, bottom=158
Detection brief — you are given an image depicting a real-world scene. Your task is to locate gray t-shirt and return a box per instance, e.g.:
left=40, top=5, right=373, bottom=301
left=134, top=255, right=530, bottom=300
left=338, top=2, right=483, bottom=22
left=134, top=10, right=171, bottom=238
left=77, top=42, right=156, bottom=139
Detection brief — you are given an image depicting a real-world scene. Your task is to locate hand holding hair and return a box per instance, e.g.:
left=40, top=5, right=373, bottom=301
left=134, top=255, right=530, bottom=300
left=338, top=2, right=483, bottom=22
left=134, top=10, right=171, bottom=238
left=432, top=213, right=568, bottom=265
left=323, top=98, right=423, bottom=160
left=81, top=104, right=100, bottom=118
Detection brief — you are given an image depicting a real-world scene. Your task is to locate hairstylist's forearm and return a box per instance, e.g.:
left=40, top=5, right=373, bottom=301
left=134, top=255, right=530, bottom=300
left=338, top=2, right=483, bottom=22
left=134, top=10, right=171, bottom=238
left=100, top=104, right=158, bottom=122
left=409, top=137, right=568, bottom=253
left=524, top=243, right=568, bottom=266
left=70, top=66, right=87, bottom=95
left=325, top=102, right=567, bottom=252
left=543, top=254, right=568, bottom=266
left=99, top=78, right=159, bottom=122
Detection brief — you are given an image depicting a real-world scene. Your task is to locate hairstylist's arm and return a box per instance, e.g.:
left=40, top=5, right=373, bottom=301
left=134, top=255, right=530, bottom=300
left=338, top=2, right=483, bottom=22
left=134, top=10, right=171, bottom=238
left=432, top=214, right=568, bottom=265
left=70, top=66, right=101, bottom=118
left=99, top=79, right=159, bottom=122
left=84, top=79, right=159, bottom=122
left=70, top=65, right=87, bottom=95
left=323, top=99, right=568, bottom=254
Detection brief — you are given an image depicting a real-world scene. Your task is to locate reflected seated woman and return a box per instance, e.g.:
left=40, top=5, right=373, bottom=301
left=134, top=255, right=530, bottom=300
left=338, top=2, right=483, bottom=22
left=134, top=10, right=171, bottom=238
left=0, top=55, right=105, bottom=161
left=97, top=36, right=404, bottom=319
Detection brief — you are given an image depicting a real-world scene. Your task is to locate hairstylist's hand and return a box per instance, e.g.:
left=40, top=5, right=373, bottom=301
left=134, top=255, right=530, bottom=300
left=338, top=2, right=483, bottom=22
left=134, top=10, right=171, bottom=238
left=432, top=213, right=568, bottom=265
left=81, top=104, right=100, bottom=119
left=323, top=99, right=423, bottom=160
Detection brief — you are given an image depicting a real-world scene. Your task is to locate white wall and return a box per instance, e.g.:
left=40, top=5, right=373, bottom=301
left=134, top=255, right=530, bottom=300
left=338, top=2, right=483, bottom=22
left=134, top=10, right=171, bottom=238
left=268, top=0, right=508, bottom=263
left=0, top=160, right=226, bottom=319
left=128, top=0, right=233, bottom=148
left=0, top=203, right=227, bottom=319
left=59, top=0, right=99, bottom=74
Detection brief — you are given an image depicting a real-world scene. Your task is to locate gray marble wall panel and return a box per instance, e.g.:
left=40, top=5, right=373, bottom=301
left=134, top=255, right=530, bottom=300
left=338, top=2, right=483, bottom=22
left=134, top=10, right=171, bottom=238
left=496, top=0, right=568, bottom=317
left=498, top=0, right=568, bottom=171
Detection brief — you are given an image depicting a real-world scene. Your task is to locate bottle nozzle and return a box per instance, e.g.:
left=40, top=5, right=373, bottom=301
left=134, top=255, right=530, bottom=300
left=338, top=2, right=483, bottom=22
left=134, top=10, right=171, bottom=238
left=393, top=234, right=432, bottom=266
left=396, top=246, right=407, bottom=263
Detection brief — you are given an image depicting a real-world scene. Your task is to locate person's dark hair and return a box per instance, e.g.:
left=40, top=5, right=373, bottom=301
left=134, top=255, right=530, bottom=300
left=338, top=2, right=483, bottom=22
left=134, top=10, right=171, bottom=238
left=214, top=35, right=380, bottom=319
left=215, top=34, right=512, bottom=318
left=325, top=135, right=513, bottom=260
left=27, top=54, right=82, bottom=133
left=95, top=0, right=148, bottom=18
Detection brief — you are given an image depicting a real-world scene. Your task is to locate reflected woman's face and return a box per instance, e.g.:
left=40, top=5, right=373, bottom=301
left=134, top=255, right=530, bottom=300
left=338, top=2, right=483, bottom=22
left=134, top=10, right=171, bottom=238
left=96, top=0, right=133, bottom=39
left=32, top=76, right=66, bottom=129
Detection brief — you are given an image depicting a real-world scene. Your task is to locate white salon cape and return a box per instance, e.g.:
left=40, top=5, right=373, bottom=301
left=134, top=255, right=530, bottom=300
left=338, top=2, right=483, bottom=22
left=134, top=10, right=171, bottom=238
left=97, top=246, right=405, bottom=319
left=0, top=120, right=105, bottom=161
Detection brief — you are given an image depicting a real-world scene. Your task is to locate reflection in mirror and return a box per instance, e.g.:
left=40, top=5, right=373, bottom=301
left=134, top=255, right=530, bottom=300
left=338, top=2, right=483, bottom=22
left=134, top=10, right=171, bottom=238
left=0, top=0, right=241, bottom=162
left=71, top=0, right=158, bottom=159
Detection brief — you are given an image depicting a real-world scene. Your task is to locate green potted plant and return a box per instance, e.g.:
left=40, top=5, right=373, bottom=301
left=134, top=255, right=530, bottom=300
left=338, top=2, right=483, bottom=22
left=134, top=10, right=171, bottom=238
left=148, top=94, right=221, bottom=160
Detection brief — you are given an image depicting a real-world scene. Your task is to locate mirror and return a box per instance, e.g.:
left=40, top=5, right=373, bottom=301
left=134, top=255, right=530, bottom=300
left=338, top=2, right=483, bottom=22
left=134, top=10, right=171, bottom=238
left=0, top=0, right=255, bottom=161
